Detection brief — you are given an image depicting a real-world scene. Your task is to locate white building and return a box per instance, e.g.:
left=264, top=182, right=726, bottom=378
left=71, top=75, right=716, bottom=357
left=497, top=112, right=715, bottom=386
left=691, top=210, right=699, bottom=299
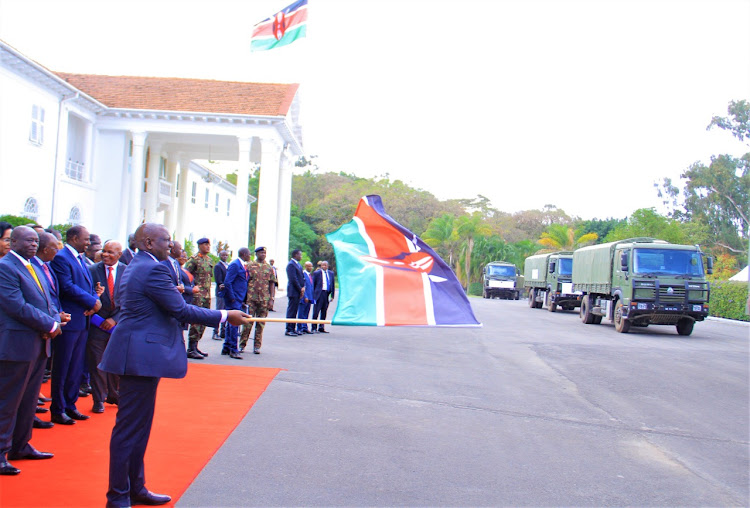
left=0, top=39, right=302, bottom=285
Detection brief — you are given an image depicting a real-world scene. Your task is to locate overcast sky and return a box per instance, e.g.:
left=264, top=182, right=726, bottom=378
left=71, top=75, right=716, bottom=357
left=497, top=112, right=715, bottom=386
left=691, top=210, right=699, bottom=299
left=1, top=0, right=748, bottom=220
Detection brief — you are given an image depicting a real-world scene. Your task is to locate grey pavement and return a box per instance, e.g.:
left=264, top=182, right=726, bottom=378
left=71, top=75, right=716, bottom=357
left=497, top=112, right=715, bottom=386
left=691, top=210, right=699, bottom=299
left=178, top=298, right=749, bottom=507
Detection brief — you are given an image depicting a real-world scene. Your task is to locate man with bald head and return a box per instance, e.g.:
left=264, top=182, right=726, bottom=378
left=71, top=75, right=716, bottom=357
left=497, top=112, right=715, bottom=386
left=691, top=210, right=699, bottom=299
left=0, top=226, right=62, bottom=475
left=99, top=223, right=251, bottom=507
left=87, top=240, right=125, bottom=413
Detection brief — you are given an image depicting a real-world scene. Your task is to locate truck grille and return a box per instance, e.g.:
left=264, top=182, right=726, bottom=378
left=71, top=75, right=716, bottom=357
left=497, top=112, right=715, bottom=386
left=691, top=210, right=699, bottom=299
left=633, top=282, right=709, bottom=303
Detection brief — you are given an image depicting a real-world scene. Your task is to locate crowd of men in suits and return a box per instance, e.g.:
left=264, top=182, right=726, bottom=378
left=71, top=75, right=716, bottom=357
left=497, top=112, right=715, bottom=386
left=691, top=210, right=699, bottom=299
left=285, top=249, right=336, bottom=337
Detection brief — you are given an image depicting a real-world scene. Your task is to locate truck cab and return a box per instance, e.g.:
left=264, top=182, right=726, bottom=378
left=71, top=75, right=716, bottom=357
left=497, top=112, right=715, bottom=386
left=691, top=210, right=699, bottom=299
left=482, top=261, right=523, bottom=300
left=524, top=252, right=582, bottom=311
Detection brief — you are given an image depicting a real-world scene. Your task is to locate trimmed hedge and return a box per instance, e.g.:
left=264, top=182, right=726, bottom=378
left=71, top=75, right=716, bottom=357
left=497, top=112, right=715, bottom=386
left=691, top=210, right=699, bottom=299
left=710, top=281, right=749, bottom=322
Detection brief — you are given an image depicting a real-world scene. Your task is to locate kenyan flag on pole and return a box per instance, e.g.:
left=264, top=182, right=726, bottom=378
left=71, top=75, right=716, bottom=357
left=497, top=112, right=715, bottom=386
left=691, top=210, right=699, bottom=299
left=251, top=0, right=308, bottom=51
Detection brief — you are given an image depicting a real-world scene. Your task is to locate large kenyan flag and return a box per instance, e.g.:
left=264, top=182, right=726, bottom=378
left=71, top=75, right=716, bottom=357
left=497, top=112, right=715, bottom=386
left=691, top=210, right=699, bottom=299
left=251, top=0, right=308, bottom=52
left=326, top=195, right=481, bottom=327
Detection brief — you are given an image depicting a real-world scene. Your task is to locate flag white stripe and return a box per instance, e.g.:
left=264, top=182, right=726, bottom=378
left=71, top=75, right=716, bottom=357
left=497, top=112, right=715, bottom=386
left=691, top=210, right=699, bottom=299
left=353, top=216, right=384, bottom=326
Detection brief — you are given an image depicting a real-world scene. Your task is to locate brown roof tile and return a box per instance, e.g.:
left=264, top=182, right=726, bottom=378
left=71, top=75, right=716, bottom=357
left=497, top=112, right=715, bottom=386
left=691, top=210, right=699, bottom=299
left=55, top=72, right=298, bottom=117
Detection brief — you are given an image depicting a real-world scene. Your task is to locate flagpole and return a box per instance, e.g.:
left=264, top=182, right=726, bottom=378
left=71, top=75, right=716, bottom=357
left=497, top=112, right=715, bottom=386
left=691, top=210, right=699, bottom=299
left=245, top=317, right=332, bottom=324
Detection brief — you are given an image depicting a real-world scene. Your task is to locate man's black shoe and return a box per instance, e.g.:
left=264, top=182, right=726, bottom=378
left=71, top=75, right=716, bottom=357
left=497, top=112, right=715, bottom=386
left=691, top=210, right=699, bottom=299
left=130, top=490, right=171, bottom=505
left=38, top=395, right=51, bottom=402
left=92, top=402, right=105, bottom=413
left=0, top=459, right=20, bottom=475
left=196, top=348, right=208, bottom=357
left=221, top=348, right=230, bottom=355
left=51, top=413, right=75, bottom=425
left=253, top=348, right=261, bottom=354
left=105, top=397, right=119, bottom=405
left=81, top=383, right=92, bottom=394
left=187, top=350, right=204, bottom=360
left=8, top=448, right=53, bottom=460
left=220, top=329, right=225, bottom=338
left=78, top=389, right=90, bottom=397
left=65, top=408, right=89, bottom=420
left=318, top=329, right=329, bottom=333
left=229, top=351, right=243, bottom=360
left=284, top=331, right=298, bottom=336
left=36, top=406, right=48, bottom=413
left=33, top=417, right=54, bottom=429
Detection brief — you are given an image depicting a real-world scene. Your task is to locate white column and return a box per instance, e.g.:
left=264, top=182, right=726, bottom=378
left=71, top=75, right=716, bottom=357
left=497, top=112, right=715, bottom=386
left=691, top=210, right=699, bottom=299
left=164, top=155, right=179, bottom=235
left=235, top=137, right=252, bottom=251
left=276, top=149, right=293, bottom=283
left=145, top=142, right=162, bottom=222
left=175, top=158, right=190, bottom=243
left=127, top=132, right=147, bottom=235
left=254, top=138, right=281, bottom=260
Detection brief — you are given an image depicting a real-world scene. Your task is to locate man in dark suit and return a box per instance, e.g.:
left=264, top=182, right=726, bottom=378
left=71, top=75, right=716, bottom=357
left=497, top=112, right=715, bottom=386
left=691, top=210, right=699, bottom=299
left=87, top=240, right=124, bottom=413
left=0, top=226, right=64, bottom=475
left=212, top=249, right=229, bottom=340
left=285, top=249, right=305, bottom=336
left=312, top=261, right=335, bottom=333
left=49, top=225, right=102, bottom=425
left=84, top=234, right=102, bottom=266
left=119, top=234, right=136, bottom=265
left=99, top=223, right=250, bottom=507
left=222, top=247, right=250, bottom=358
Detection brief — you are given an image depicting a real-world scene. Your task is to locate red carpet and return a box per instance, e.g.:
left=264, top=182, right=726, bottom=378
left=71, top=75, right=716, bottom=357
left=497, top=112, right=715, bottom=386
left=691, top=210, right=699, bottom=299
left=0, top=364, right=280, bottom=508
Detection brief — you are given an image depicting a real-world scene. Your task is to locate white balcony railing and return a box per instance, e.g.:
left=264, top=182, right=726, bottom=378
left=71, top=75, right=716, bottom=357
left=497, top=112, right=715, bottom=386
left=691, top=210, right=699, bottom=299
left=158, top=179, right=172, bottom=208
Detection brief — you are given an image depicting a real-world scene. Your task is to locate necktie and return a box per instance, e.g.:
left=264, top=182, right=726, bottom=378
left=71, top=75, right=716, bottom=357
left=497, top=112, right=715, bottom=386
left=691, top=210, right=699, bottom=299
left=26, top=264, right=43, bottom=292
left=107, top=266, right=115, bottom=309
left=42, top=263, right=55, bottom=290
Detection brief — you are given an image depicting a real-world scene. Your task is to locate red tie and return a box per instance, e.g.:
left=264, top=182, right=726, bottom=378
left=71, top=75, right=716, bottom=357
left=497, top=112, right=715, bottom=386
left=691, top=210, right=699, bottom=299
left=107, top=266, right=115, bottom=308
left=42, top=263, right=55, bottom=290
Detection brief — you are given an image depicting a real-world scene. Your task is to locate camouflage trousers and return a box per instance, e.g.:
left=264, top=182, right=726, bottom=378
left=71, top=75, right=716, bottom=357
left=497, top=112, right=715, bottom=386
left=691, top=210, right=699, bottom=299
left=239, top=300, right=268, bottom=351
left=188, top=295, right=211, bottom=344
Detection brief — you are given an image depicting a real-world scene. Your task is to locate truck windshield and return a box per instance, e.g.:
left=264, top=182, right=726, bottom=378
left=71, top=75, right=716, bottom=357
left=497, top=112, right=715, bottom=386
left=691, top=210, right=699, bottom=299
left=487, top=265, right=516, bottom=277
left=558, top=258, right=573, bottom=276
left=633, top=249, right=704, bottom=277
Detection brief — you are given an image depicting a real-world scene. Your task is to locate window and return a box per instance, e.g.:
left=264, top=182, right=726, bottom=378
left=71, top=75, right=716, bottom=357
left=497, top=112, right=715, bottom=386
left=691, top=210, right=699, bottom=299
left=215, top=193, right=219, bottom=213
left=29, top=105, right=45, bottom=145
left=204, top=189, right=209, bottom=209
left=69, top=206, right=82, bottom=225
left=22, top=197, right=39, bottom=220
left=191, top=182, right=197, bottom=204
left=226, top=198, right=231, bottom=217
left=159, top=157, right=167, bottom=179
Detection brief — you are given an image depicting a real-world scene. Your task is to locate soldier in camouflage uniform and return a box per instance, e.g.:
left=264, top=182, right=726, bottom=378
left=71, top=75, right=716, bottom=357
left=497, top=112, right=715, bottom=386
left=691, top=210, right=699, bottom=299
left=184, top=237, right=214, bottom=359
left=240, top=246, right=276, bottom=354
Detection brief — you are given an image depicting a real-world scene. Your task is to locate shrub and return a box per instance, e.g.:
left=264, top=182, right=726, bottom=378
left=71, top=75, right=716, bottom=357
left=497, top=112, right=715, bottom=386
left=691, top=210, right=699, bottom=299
left=0, top=214, right=36, bottom=227
left=709, top=281, right=749, bottom=322
left=468, top=282, right=483, bottom=296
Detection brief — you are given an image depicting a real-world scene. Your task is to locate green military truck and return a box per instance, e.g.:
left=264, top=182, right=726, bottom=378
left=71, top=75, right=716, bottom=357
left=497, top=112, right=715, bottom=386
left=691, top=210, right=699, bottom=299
left=572, top=238, right=712, bottom=335
left=482, top=261, right=523, bottom=300
left=524, top=251, right=582, bottom=312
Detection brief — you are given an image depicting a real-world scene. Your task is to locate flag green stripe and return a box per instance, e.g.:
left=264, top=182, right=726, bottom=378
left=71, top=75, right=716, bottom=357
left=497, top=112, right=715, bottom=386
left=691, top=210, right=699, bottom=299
left=251, top=24, right=306, bottom=51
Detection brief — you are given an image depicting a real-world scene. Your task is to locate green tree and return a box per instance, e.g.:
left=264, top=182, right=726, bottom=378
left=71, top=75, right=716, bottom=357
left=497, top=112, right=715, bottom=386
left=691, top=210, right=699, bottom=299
left=538, top=224, right=597, bottom=251
left=289, top=215, right=318, bottom=258
left=604, top=208, right=691, bottom=244
left=422, top=214, right=460, bottom=266
left=456, top=213, right=491, bottom=288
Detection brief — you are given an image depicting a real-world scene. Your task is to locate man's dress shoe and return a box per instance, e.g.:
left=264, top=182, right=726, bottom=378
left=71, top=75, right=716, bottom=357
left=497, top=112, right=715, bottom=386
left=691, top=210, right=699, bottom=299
left=38, top=395, right=51, bottom=402
left=92, top=402, right=105, bottom=413
left=51, top=413, right=75, bottom=425
left=64, top=408, right=89, bottom=420
left=284, top=331, right=298, bottom=336
left=130, top=490, right=171, bottom=505
left=187, top=350, right=204, bottom=360
left=8, top=449, right=53, bottom=460
left=229, top=351, right=243, bottom=360
left=33, top=416, right=54, bottom=429
left=196, top=348, right=208, bottom=357
left=105, top=397, right=119, bottom=405
left=220, top=347, right=229, bottom=355
left=0, top=459, right=20, bottom=475
left=253, top=348, right=261, bottom=354
left=78, top=389, right=90, bottom=397
left=35, top=406, right=49, bottom=413
left=318, top=329, right=329, bottom=333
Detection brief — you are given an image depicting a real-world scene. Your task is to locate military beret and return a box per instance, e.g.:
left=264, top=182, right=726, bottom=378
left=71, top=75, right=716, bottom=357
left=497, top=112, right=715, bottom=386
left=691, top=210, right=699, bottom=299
left=254, top=246, right=266, bottom=252
left=197, top=237, right=210, bottom=245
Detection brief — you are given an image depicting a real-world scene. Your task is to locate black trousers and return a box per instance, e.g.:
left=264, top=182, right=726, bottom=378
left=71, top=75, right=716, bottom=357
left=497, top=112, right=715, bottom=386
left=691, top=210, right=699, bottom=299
left=86, top=334, right=119, bottom=404
left=0, top=346, right=47, bottom=457
left=286, top=291, right=300, bottom=332
left=107, top=375, right=160, bottom=506
left=312, top=290, right=330, bottom=331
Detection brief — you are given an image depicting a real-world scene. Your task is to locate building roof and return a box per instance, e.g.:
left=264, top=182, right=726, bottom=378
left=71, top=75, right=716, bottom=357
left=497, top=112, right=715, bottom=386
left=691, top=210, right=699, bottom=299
left=55, top=72, right=299, bottom=117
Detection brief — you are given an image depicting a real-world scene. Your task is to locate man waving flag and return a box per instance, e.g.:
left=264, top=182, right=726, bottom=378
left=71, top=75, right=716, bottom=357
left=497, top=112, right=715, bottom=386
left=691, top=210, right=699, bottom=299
left=326, top=195, right=481, bottom=327
left=251, top=0, right=308, bottom=52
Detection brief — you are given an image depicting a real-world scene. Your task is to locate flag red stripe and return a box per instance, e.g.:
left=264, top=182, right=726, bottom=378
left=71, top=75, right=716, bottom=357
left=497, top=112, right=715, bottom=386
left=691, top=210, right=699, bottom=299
left=252, top=8, right=308, bottom=38
left=355, top=201, right=428, bottom=325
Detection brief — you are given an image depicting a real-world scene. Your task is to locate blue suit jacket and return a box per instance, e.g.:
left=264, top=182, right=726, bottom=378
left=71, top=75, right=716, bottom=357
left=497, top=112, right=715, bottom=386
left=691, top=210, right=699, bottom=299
left=99, top=251, right=222, bottom=379
left=50, top=245, right=97, bottom=330
left=223, top=258, right=248, bottom=309
left=0, top=254, right=58, bottom=361
left=286, top=259, right=304, bottom=294
left=302, top=271, right=314, bottom=303
left=88, top=261, right=125, bottom=341
left=312, top=269, right=335, bottom=302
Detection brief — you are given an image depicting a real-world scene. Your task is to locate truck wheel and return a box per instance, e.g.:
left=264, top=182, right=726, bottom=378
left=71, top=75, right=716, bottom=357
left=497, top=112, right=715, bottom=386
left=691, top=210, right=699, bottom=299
left=483, top=289, right=488, bottom=299
left=676, top=319, right=694, bottom=336
left=515, top=292, right=520, bottom=300
left=546, top=291, right=557, bottom=312
left=593, top=315, right=603, bottom=324
left=614, top=300, right=630, bottom=333
left=580, top=295, right=595, bottom=324
left=528, top=289, right=537, bottom=308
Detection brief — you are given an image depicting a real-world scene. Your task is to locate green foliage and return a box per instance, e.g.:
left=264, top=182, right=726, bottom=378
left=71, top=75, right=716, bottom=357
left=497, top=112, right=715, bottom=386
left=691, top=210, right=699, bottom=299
left=422, top=214, right=459, bottom=266
left=183, top=239, right=195, bottom=257
left=575, top=217, right=626, bottom=242
left=289, top=215, right=318, bottom=258
left=467, top=282, right=483, bottom=297
left=538, top=224, right=597, bottom=251
left=0, top=215, right=36, bottom=227
left=50, top=224, right=73, bottom=238
left=604, top=208, right=691, bottom=244
left=708, top=99, right=750, bottom=142
left=709, top=281, right=749, bottom=321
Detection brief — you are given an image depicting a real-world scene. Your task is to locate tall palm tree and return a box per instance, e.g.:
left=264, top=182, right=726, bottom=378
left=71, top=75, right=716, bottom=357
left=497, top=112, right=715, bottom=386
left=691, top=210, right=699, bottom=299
left=422, top=214, right=459, bottom=266
left=538, top=224, right=598, bottom=251
left=456, top=213, right=491, bottom=288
